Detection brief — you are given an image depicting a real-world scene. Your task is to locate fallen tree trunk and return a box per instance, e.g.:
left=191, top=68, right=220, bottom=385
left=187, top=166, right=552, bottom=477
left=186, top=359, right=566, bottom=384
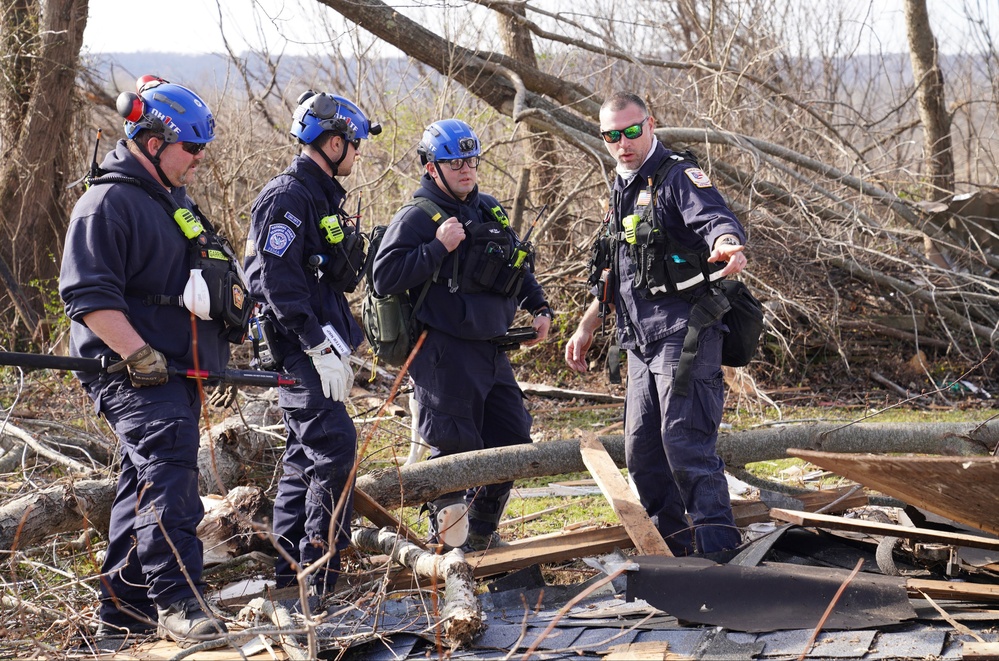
left=351, top=526, right=482, bottom=648
left=356, top=422, right=996, bottom=509
left=199, top=486, right=274, bottom=566
left=4, top=421, right=993, bottom=549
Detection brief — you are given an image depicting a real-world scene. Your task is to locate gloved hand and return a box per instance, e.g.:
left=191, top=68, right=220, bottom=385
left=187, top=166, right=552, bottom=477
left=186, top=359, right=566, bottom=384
left=107, top=343, right=169, bottom=387
left=305, top=340, right=349, bottom=402
left=209, top=382, right=238, bottom=409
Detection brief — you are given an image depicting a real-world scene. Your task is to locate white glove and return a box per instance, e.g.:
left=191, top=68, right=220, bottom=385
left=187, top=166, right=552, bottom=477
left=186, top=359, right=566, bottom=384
left=305, top=340, right=349, bottom=402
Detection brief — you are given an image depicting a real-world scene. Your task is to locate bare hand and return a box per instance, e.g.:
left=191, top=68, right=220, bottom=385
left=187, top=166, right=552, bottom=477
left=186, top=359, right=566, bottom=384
left=524, top=314, right=551, bottom=347
left=708, top=240, right=747, bottom=278
left=564, top=328, right=594, bottom=373
left=436, top=217, right=465, bottom=252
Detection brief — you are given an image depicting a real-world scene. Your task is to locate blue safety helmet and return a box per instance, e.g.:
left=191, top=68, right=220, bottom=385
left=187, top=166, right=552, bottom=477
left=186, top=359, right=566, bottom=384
left=417, top=119, right=480, bottom=165
left=290, top=91, right=381, bottom=145
left=116, top=75, right=215, bottom=144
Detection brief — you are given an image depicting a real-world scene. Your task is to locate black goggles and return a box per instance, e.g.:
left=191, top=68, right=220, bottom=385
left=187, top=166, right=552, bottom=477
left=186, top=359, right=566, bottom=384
left=600, top=117, right=649, bottom=144
left=180, top=141, right=207, bottom=155
left=443, top=156, right=480, bottom=170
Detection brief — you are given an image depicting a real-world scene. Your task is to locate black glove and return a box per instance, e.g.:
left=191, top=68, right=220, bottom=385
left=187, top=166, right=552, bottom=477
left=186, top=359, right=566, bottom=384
left=209, top=382, right=238, bottom=409
left=107, top=344, right=169, bottom=387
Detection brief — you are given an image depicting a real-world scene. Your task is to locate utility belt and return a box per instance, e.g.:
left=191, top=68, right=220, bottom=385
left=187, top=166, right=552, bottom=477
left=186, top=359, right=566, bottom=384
left=308, top=214, right=367, bottom=293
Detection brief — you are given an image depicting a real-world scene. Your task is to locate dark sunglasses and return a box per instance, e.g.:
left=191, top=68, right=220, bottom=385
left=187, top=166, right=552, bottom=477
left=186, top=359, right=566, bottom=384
left=600, top=117, right=649, bottom=143
left=180, top=141, right=207, bottom=155
left=444, top=156, right=480, bottom=170
left=348, top=138, right=361, bottom=149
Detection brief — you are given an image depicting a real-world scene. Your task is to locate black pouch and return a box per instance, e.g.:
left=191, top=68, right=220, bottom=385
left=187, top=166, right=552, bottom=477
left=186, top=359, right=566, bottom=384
left=461, top=221, right=512, bottom=294
left=718, top=280, right=765, bottom=367
left=196, top=252, right=254, bottom=343
left=665, top=248, right=707, bottom=294
left=317, top=229, right=367, bottom=293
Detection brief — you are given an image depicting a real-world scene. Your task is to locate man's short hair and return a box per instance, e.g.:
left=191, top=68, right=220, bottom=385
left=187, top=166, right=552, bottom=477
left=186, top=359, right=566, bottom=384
left=129, top=129, right=161, bottom=151
left=601, top=93, right=647, bottom=114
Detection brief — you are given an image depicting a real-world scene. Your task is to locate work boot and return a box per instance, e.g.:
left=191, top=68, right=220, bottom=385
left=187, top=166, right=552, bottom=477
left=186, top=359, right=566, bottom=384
left=462, top=530, right=509, bottom=553
left=96, top=619, right=155, bottom=639
left=156, top=597, right=228, bottom=649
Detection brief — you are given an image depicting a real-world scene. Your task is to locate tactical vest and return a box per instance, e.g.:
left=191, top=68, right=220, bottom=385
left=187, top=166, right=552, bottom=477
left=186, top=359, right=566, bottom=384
left=88, top=173, right=253, bottom=344
left=282, top=170, right=368, bottom=294
left=431, top=198, right=530, bottom=298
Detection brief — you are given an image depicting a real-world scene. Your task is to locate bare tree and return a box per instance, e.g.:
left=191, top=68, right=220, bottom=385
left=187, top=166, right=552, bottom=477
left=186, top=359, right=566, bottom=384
left=0, top=0, right=88, bottom=338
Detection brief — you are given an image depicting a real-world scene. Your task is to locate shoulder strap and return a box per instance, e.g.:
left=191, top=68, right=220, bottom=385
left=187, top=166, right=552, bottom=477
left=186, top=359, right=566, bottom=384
left=404, top=197, right=448, bottom=224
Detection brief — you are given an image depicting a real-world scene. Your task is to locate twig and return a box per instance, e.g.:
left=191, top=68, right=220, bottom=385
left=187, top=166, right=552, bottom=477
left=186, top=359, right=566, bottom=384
left=797, top=558, right=864, bottom=660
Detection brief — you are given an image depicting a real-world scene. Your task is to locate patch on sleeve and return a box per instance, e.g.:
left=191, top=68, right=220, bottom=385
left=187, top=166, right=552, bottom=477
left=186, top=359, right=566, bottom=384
left=263, top=223, right=296, bottom=257
left=283, top=210, right=303, bottom=227
left=684, top=167, right=713, bottom=188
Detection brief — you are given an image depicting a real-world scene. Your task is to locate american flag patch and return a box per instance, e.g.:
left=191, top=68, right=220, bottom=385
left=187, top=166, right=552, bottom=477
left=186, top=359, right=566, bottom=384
left=685, top=167, right=712, bottom=188
left=636, top=189, right=652, bottom=207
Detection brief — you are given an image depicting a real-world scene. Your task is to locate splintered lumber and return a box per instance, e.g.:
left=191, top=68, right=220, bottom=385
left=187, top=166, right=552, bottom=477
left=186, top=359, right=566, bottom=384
left=390, top=525, right=634, bottom=588
left=907, top=578, right=999, bottom=604
left=351, top=526, right=482, bottom=648
left=352, top=488, right=426, bottom=548
left=198, top=486, right=273, bottom=566
left=769, top=508, right=999, bottom=551
left=787, top=448, right=999, bottom=536
left=579, top=433, right=672, bottom=557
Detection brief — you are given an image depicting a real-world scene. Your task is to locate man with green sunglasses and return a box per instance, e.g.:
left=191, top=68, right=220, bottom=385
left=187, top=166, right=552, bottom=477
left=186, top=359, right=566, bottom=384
left=566, top=92, right=748, bottom=557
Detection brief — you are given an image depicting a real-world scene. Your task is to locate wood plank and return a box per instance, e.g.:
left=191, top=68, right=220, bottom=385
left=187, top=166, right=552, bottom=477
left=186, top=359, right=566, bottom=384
left=770, top=508, right=999, bottom=551
left=787, top=449, right=999, bottom=536
left=962, top=641, right=999, bottom=659
left=795, top=486, right=869, bottom=513
left=731, top=499, right=771, bottom=526
left=352, top=488, right=426, bottom=549
left=387, top=525, right=634, bottom=588
left=579, top=433, right=672, bottom=557
left=907, top=578, right=999, bottom=604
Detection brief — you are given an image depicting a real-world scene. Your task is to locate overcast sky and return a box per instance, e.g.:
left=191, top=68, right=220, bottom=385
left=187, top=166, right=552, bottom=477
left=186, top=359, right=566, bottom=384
left=82, top=0, right=996, bottom=57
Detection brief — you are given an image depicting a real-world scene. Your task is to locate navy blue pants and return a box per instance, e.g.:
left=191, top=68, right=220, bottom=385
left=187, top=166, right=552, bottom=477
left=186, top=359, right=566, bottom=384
left=87, top=374, right=205, bottom=629
left=625, top=324, right=740, bottom=555
left=272, top=351, right=357, bottom=592
left=410, top=329, right=532, bottom=534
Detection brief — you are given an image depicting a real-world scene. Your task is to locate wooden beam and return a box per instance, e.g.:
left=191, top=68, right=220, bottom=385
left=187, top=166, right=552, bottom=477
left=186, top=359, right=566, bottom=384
left=769, top=508, right=999, bottom=551
left=579, top=433, right=672, bottom=557
left=907, top=578, right=999, bottom=603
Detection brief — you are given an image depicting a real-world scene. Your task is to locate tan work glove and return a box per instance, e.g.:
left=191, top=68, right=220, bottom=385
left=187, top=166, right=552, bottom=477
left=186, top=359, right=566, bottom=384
left=107, top=343, right=169, bottom=387
left=209, top=382, right=238, bottom=409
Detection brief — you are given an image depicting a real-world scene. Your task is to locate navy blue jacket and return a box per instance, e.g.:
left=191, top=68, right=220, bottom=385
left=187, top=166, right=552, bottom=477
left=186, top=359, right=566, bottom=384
left=60, top=140, right=230, bottom=383
left=372, top=175, right=548, bottom=341
left=244, top=155, right=363, bottom=353
left=612, top=142, right=746, bottom=350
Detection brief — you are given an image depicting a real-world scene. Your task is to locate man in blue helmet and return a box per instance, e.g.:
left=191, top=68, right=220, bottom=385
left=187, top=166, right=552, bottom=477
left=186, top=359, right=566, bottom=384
left=372, top=119, right=552, bottom=552
left=244, top=91, right=380, bottom=594
left=565, top=92, right=747, bottom=556
left=60, top=76, right=234, bottom=647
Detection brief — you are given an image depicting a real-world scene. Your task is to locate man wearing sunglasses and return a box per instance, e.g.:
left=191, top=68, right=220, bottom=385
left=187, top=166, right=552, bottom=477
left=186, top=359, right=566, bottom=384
left=60, top=76, right=231, bottom=647
left=244, top=91, right=380, bottom=597
left=373, top=119, right=552, bottom=553
left=565, top=92, right=748, bottom=557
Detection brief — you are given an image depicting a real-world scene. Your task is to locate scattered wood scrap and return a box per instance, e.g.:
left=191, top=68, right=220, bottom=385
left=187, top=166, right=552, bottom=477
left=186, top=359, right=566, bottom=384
left=517, top=382, right=625, bottom=403
left=787, top=448, right=999, bottom=536
left=579, top=433, right=672, bottom=556
left=769, top=508, right=999, bottom=551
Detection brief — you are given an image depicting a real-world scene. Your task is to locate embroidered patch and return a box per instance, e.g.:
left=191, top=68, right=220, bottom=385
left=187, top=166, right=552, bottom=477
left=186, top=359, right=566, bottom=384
left=263, top=223, right=296, bottom=257
left=283, top=210, right=303, bottom=227
left=685, top=167, right=713, bottom=188
left=636, top=189, right=652, bottom=207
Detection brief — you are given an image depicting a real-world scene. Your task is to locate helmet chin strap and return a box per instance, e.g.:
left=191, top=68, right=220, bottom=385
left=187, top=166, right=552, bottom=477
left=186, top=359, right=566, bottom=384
left=316, top=136, right=349, bottom=179
left=136, top=137, right=177, bottom=189
left=433, top=163, right=464, bottom=201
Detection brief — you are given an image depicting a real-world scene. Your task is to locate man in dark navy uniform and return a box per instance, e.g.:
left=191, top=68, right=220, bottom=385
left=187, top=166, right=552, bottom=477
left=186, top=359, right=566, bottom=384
left=244, top=91, right=379, bottom=594
left=372, top=119, right=552, bottom=552
left=60, top=76, right=232, bottom=647
left=565, top=93, right=748, bottom=556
